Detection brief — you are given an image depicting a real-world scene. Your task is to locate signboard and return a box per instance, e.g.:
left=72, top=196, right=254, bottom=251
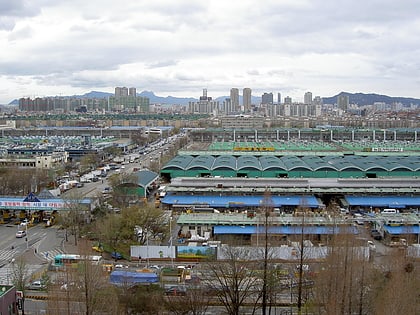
left=17, top=298, right=23, bottom=310
left=177, top=246, right=216, bottom=259
left=16, top=290, right=24, bottom=310
left=0, top=201, right=67, bottom=209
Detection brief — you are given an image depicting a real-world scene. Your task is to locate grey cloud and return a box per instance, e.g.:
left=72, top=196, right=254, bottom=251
left=0, top=16, right=15, bottom=30
left=0, top=0, right=38, bottom=16
left=174, top=72, right=205, bottom=82
left=146, top=60, right=178, bottom=69
left=7, top=25, right=33, bottom=41
left=247, top=70, right=260, bottom=76
left=0, top=0, right=41, bottom=30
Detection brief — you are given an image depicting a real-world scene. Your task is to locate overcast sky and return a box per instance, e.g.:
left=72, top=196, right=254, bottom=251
left=1, top=0, right=419, bottom=104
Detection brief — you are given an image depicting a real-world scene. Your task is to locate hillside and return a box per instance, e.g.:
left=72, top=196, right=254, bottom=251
left=322, top=92, right=420, bottom=106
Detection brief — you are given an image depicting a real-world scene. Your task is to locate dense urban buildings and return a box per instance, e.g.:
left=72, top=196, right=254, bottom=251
left=18, top=86, right=150, bottom=113
left=107, top=86, right=150, bottom=112
left=15, top=87, right=420, bottom=131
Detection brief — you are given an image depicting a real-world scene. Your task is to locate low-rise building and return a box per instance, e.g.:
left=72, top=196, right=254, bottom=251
left=0, top=151, right=68, bottom=169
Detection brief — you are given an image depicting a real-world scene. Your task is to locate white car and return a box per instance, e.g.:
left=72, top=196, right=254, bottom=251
left=27, top=280, right=46, bottom=290
left=16, top=230, right=26, bottom=238
left=20, top=219, right=29, bottom=226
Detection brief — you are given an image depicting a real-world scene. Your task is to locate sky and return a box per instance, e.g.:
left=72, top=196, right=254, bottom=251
left=1, top=0, right=420, bottom=104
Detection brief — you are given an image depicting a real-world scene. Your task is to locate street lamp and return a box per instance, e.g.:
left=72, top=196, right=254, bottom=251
left=146, top=231, right=149, bottom=268
left=25, top=223, right=28, bottom=249
left=169, top=217, right=174, bottom=267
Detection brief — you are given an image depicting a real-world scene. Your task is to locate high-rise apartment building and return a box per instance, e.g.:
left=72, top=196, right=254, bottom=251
left=230, top=88, right=240, bottom=112
left=313, top=96, right=323, bottom=105
left=223, top=98, right=233, bottom=114
left=261, top=92, right=273, bottom=105
left=109, top=87, right=149, bottom=112
left=284, top=96, right=292, bottom=105
left=304, top=92, right=313, bottom=104
left=129, top=87, right=137, bottom=97
left=243, top=88, right=252, bottom=112
left=188, top=89, right=219, bottom=114
left=115, top=87, right=128, bottom=97
left=337, top=95, right=349, bottom=111
left=277, top=93, right=282, bottom=104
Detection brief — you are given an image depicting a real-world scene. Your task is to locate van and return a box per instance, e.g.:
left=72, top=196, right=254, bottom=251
left=381, top=208, right=398, bottom=215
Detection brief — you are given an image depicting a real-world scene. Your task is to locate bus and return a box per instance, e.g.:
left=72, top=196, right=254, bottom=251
left=53, top=254, right=103, bottom=268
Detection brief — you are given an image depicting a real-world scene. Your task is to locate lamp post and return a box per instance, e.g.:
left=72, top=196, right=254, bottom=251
left=146, top=231, right=149, bottom=268
left=170, top=217, right=174, bottom=267
left=25, top=223, right=28, bottom=249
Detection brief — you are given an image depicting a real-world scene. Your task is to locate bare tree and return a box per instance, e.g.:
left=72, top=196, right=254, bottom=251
left=259, top=189, right=274, bottom=315
left=60, top=190, right=90, bottom=245
left=202, top=246, right=262, bottom=315
left=107, top=172, right=141, bottom=207
left=0, top=168, right=45, bottom=195
left=119, top=284, right=165, bottom=314
left=11, top=257, right=30, bottom=315
left=371, top=254, right=419, bottom=315
left=163, top=284, right=210, bottom=315
left=289, top=200, right=317, bottom=315
left=312, top=233, right=373, bottom=315
left=47, top=239, right=120, bottom=315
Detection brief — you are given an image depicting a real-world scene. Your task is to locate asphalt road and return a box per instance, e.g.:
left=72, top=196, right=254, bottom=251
left=0, top=223, right=65, bottom=285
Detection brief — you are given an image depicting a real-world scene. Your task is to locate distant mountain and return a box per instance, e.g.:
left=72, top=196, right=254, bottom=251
left=215, top=95, right=261, bottom=104
left=138, top=91, right=196, bottom=105
left=81, top=91, right=113, bottom=98
left=322, top=92, right=420, bottom=106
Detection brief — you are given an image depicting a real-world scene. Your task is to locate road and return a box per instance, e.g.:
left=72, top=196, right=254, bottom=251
left=0, top=223, right=65, bottom=285
left=62, top=147, right=165, bottom=200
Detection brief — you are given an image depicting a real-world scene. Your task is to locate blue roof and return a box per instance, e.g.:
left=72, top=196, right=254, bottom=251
left=214, top=225, right=358, bottom=235
left=384, top=225, right=420, bottom=235
left=345, top=195, right=420, bottom=208
left=161, top=194, right=320, bottom=208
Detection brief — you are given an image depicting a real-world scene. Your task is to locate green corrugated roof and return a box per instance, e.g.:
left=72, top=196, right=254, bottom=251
left=213, top=155, right=237, bottom=169
left=187, top=155, right=214, bottom=170
left=162, top=154, right=420, bottom=172
left=237, top=156, right=260, bottom=169
left=135, top=170, right=159, bottom=186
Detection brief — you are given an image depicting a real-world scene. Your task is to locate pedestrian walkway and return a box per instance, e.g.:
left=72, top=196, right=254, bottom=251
left=0, top=246, right=65, bottom=285
left=0, top=248, right=19, bottom=267
left=35, top=248, right=66, bottom=263
left=0, top=227, right=90, bottom=287
left=0, top=264, right=41, bottom=285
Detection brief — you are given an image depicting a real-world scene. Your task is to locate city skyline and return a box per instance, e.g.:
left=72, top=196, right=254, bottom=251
left=1, top=1, right=420, bottom=104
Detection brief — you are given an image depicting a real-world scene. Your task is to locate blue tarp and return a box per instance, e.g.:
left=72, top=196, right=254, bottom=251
left=213, top=225, right=358, bottom=235
left=344, top=196, right=420, bottom=208
left=384, top=225, right=420, bottom=235
left=161, top=194, right=320, bottom=208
